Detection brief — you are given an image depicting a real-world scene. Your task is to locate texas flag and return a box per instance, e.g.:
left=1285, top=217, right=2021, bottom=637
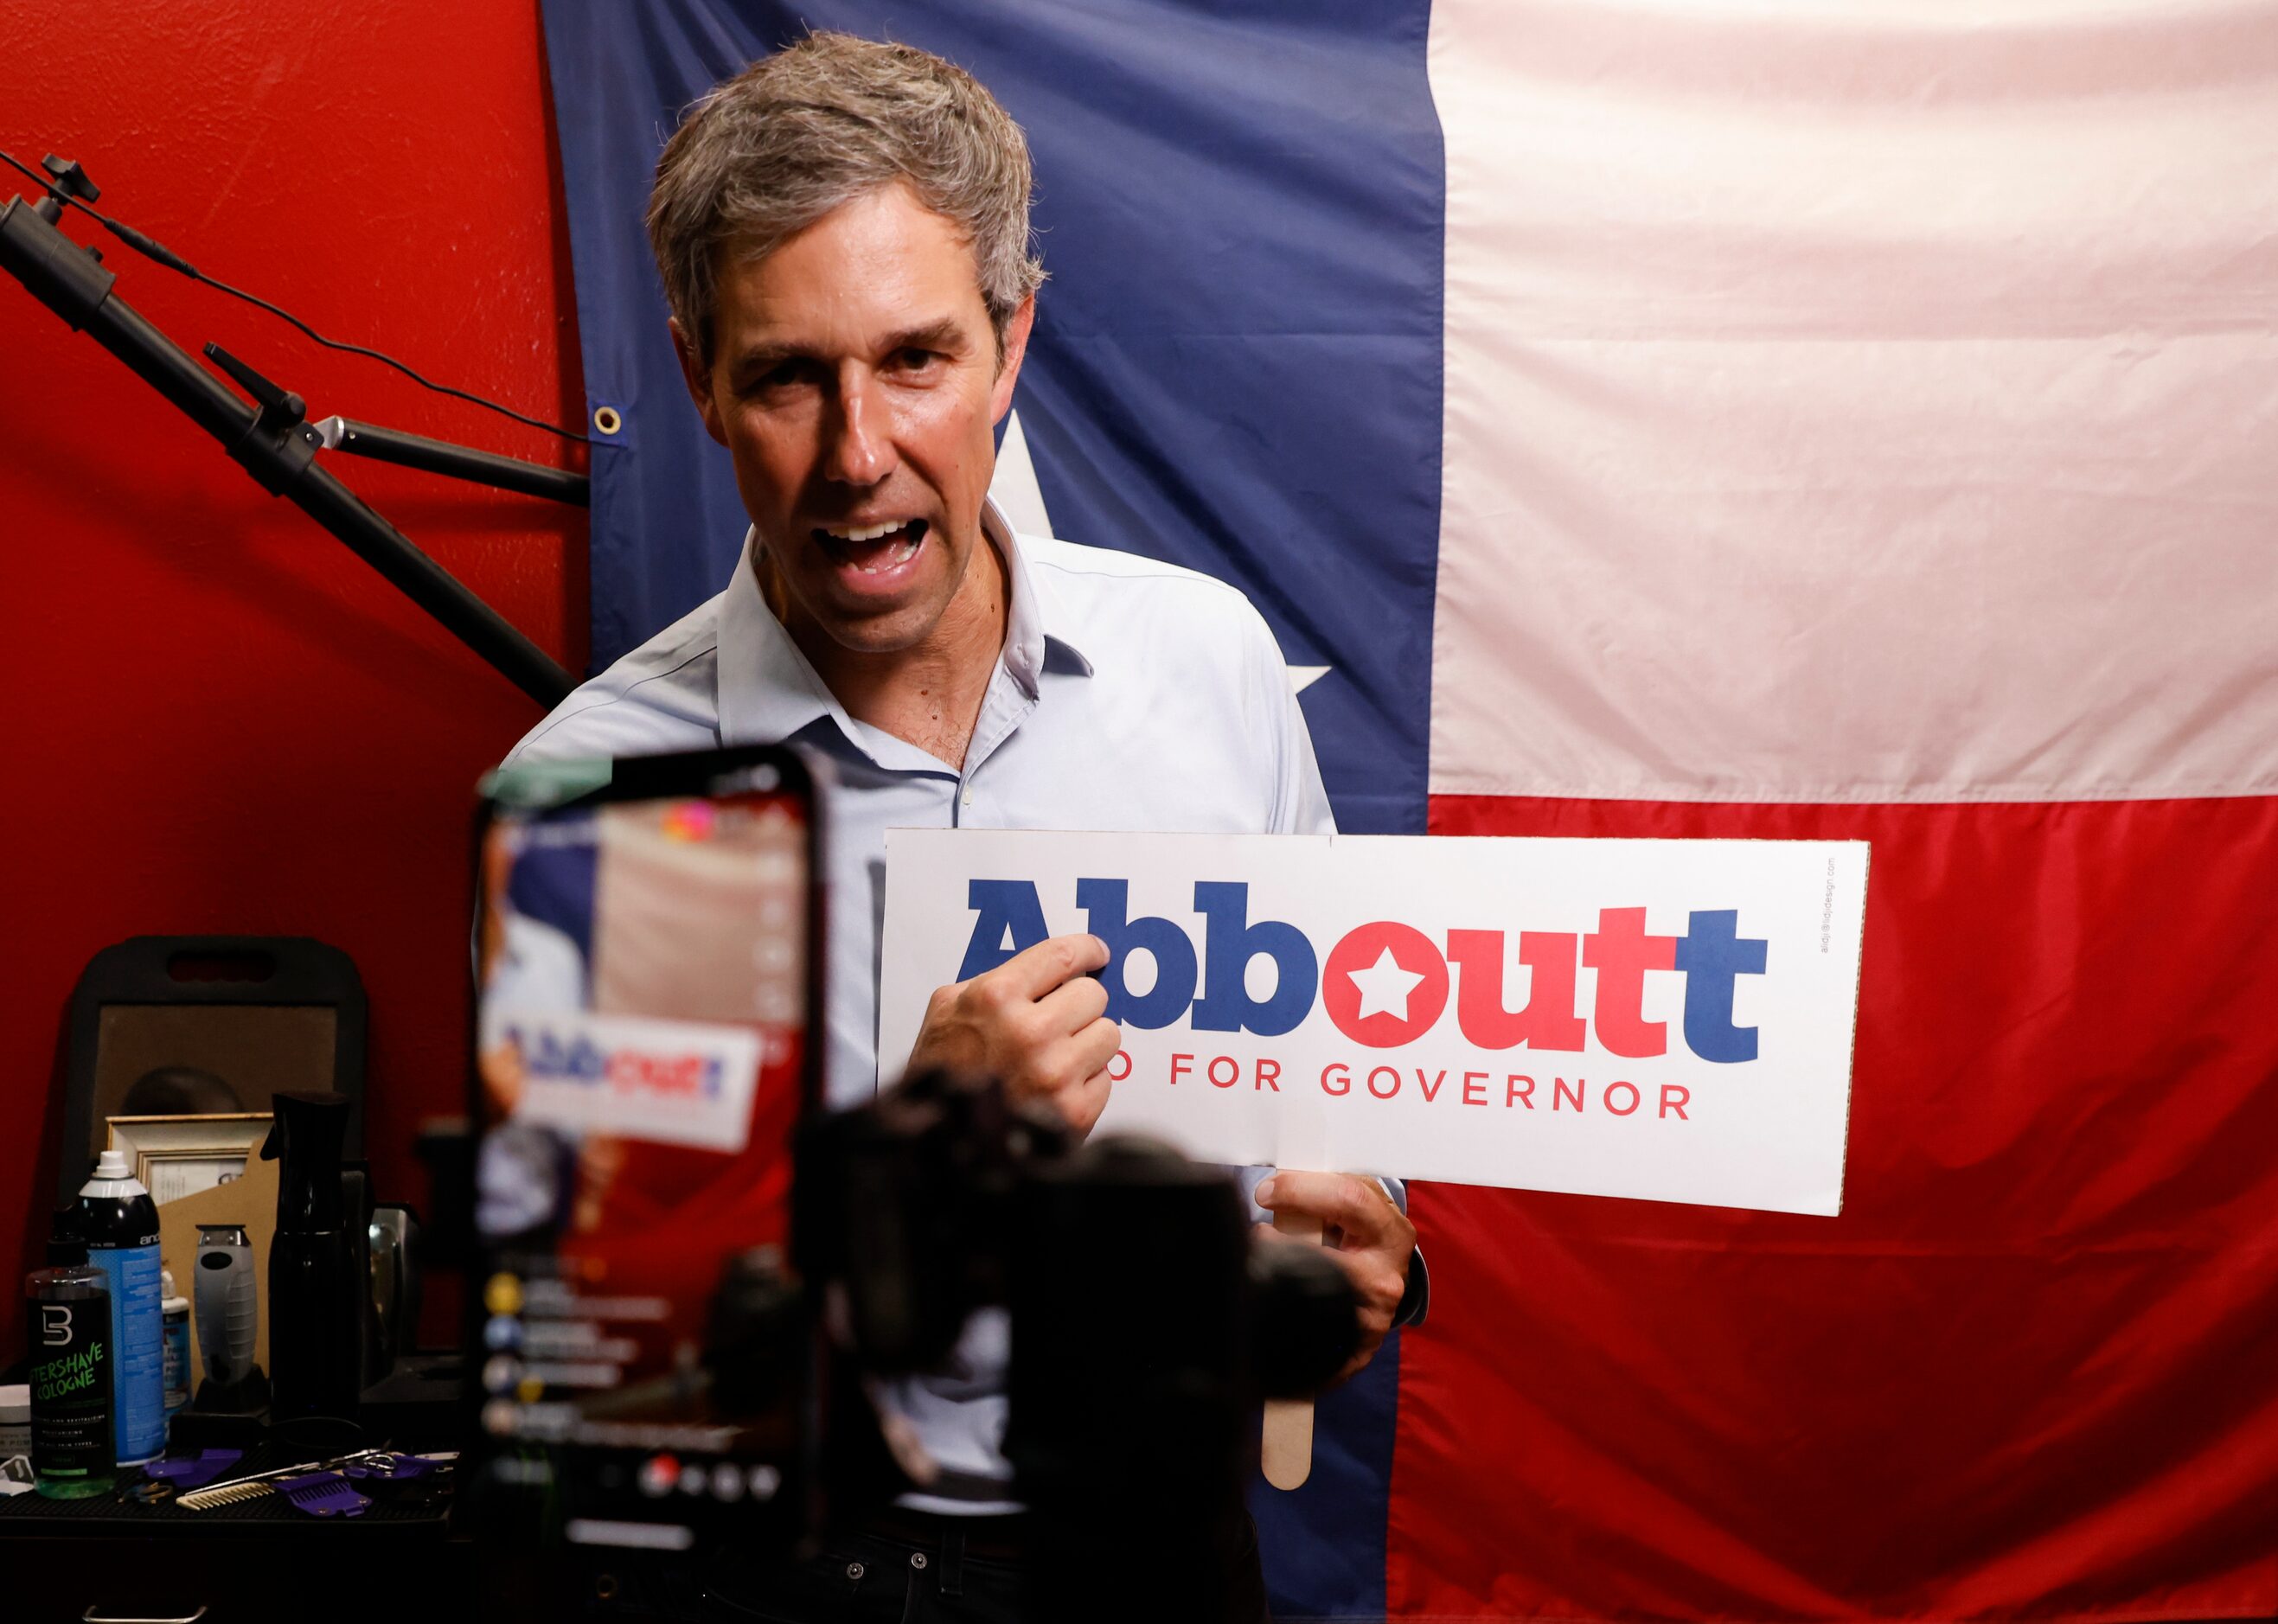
left=541, top=3, right=2278, bottom=1619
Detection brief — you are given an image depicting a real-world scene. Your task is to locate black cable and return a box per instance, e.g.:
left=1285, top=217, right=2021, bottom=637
left=2, top=146, right=589, bottom=444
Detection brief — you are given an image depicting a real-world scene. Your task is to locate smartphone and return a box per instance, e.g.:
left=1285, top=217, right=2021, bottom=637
left=468, top=745, right=821, bottom=1549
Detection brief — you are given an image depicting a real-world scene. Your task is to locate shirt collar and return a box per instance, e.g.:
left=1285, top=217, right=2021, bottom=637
left=989, top=496, right=1095, bottom=694
left=715, top=497, right=1092, bottom=758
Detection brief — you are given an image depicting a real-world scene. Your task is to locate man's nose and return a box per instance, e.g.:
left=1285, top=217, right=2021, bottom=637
left=822, top=368, right=894, bottom=487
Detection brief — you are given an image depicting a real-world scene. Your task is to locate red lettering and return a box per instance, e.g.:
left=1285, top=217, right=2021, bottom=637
left=1462, top=1071, right=1488, bottom=1106
left=611, top=1052, right=703, bottom=1097
left=1257, top=1057, right=1282, bottom=1092
left=1106, top=1049, right=1132, bottom=1083
left=1446, top=930, right=1588, bottom=1052
left=1321, top=1063, right=1351, bottom=1097
left=1207, top=1055, right=1240, bottom=1089
left=1659, top=1084, right=1691, bottom=1120
left=1366, top=1066, right=1401, bottom=1100
left=1553, top=1076, right=1585, bottom=1112
left=1170, top=1053, right=1193, bottom=1086
left=1321, top=922, right=1450, bottom=1046
left=1417, top=1068, right=1447, bottom=1103
left=1605, top=1081, right=1641, bottom=1116
left=1507, top=1074, right=1536, bottom=1109
left=1583, top=908, right=1678, bottom=1058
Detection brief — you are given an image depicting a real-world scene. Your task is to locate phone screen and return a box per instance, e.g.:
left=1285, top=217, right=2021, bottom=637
left=470, top=750, right=816, bottom=1531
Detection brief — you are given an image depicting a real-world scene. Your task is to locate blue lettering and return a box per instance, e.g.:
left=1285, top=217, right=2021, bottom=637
left=957, top=879, right=1052, bottom=981
left=1673, top=910, right=1769, bottom=1064
left=1190, top=881, right=1315, bottom=1036
left=1076, top=878, right=1199, bottom=1029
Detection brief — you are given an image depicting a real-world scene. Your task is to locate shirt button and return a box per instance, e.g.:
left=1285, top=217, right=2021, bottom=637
left=845, top=1562, right=865, bottom=1582
left=910, top=1552, right=929, bottom=1570
left=961, top=786, right=974, bottom=808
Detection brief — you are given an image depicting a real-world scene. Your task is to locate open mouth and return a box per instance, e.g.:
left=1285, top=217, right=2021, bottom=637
left=815, top=518, right=928, bottom=576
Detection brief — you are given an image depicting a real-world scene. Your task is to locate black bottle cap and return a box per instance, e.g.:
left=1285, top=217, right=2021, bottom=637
left=263, top=1090, right=351, bottom=1232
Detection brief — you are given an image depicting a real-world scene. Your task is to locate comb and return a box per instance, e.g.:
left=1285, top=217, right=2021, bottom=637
left=144, top=1448, right=245, bottom=1489
left=279, top=1471, right=370, bottom=1517
left=176, top=1446, right=389, bottom=1511
left=177, top=1478, right=279, bottom=1510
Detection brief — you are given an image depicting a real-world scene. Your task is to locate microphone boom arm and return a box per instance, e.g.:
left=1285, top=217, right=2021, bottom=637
left=0, top=186, right=576, bottom=708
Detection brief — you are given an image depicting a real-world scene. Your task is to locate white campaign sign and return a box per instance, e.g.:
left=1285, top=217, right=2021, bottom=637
left=881, top=831, right=1868, bottom=1216
left=494, top=1009, right=763, bottom=1154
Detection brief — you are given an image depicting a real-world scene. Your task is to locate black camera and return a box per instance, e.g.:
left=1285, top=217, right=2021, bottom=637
left=790, top=1068, right=1359, bottom=1618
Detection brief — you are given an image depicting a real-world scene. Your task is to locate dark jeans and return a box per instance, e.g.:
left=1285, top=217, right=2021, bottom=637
left=701, top=1507, right=1272, bottom=1624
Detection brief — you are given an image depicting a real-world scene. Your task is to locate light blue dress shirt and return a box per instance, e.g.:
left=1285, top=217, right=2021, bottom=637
left=509, top=502, right=1336, bottom=1103
left=506, top=501, right=1403, bottom=1512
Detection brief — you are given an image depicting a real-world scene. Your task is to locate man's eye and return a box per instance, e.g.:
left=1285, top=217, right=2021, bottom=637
left=751, top=360, right=814, bottom=392
left=891, top=348, right=942, bottom=373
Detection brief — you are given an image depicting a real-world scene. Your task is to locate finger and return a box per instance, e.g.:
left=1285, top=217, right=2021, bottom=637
left=1031, top=1017, right=1122, bottom=1098
left=1311, top=1242, right=1406, bottom=1325
left=1070, top=1014, right=1121, bottom=1079
left=1255, top=1170, right=1383, bottom=1234
left=1264, top=1173, right=1413, bottom=1263
left=1059, top=1067, right=1113, bottom=1137
left=995, top=933, right=1110, bottom=1000
left=1033, top=971, right=1110, bottom=1036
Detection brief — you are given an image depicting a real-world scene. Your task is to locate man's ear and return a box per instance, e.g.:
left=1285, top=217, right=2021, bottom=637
left=669, top=317, right=729, bottom=448
left=989, top=294, right=1036, bottom=424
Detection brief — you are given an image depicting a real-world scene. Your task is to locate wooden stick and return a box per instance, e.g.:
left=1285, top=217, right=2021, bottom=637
left=1260, top=1207, right=1323, bottom=1490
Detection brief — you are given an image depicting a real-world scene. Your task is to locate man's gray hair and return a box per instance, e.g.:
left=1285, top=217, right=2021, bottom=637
left=649, top=32, right=1046, bottom=370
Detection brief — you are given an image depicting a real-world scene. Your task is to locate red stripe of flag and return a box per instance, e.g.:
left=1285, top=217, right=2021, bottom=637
left=1388, top=795, right=2278, bottom=1620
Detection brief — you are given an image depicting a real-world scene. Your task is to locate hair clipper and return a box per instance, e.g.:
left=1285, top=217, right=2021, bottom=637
left=194, top=1224, right=259, bottom=1393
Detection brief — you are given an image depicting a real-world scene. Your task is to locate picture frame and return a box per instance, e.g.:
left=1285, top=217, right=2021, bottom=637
left=105, top=1113, right=272, bottom=1206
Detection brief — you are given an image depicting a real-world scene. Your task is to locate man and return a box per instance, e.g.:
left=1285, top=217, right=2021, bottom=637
left=509, top=32, right=1422, bottom=1620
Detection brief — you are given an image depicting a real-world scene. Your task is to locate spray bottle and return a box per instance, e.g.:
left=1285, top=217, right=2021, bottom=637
left=264, top=1091, right=362, bottom=1421
left=76, top=1152, right=166, bottom=1463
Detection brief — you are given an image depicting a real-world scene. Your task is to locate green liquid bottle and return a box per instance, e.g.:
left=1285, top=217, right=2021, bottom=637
left=25, top=1227, right=116, bottom=1499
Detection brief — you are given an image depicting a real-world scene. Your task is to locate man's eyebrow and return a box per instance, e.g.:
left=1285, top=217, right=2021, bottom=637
left=880, top=320, right=967, bottom=355
left=724, top=321, right=969, bottom=376
left=724, top=341, right=807, bottom=376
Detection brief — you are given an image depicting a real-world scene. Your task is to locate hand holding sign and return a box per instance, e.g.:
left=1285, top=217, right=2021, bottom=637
left=1256, top=1171, right=1415, bottom=1382
left=905, top=933, right=1122, bottom=1135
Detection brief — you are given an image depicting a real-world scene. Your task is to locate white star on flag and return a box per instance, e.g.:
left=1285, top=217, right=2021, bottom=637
left=989, top=408, right=1055, bottom=540
left=1347, top=946, right=1426, bottom=1022
left=989, top=413, right=1335, bottom=701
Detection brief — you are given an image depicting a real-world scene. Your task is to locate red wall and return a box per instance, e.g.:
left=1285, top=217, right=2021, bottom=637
left=0, top=1, right=585, bottom=1353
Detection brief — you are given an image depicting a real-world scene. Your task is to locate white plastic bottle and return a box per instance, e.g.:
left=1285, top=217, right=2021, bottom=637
left=160, top=1269, right=191, bottom=1420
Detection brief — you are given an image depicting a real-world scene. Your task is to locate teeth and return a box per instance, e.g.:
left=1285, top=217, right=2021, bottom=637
left=824, top=521, right=908, bottom=543
left=851, top=535, right=921, bottom=573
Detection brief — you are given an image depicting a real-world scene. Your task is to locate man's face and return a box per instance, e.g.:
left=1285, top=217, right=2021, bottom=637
left=675, top=182, right=1032, bottom=658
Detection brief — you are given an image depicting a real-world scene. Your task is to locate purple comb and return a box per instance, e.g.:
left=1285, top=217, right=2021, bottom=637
left=144, top=1449, right=245, bottom=1489
left=278, top=1470, right=370, bottom=1517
